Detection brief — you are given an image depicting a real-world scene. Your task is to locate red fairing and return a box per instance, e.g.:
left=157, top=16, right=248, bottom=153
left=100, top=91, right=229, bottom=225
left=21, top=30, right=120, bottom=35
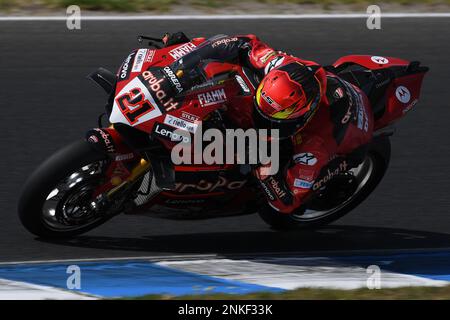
left=203, top=62, right=240, bottom=78
left=333, top=55, right=410, bottom=70
left=101, top=127, right=133, bottom=154
left=115, top=38, right=206, bottom=93
left=104, top=34, right=428, bottom=216
left=375, top=72, right=427, bottom=130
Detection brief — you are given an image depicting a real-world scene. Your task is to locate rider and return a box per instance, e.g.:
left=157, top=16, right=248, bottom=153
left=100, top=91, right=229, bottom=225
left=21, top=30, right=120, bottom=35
left=162, top=32, right=374, bottom=214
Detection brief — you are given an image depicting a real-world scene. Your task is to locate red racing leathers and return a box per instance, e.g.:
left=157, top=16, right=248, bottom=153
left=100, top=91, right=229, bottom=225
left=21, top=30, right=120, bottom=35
left=170, top=34, right=374, bottom=214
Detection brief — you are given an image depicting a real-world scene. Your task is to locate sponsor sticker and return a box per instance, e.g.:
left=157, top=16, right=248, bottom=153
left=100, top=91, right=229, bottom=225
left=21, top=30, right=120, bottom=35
left=115, top=153, right=135, bottom=161
left=93, top=128, right=115, bottom=153
left=153, top=122, right=191, bottom=143
left=268, top=177, right=287, bottom=199
left=87, top=135, right=98, bottom=143
left=174, top=177, right=246, bottom=193
left=198, top=88, right=227, bottom=107
left=351, top=90, right=369, bottom=132
left=145, top=50, right=155, bottom=63
left=371, top=56, right=389, bottom=65
left=119, top=52, right=136, bottom=80
left=294, top=178, right=313, bottom=189
left=264, top=56, right=285, bottom=74
left=395, top=86, right=411, bottom=104
left=131, top=49, right=147, bottom=73
left=260, top=180, right=276, bottom=201
left=169, top=42, right=196, bottom=60
left=181, top=111, right=200, bottom=123
left=235, top=75, right=250, bottom=94
left=141, top=70, right=179, bottom=112
left=293, top=153, right=318, bottom=166
left=164, top=114, right=198, bottom=133
left=163, top=66, right=183, bottom=93
left=334, top=87, right=345, bottom=99
left=312, top=160, right=349, bottom=191
left=298, top=169, right=315, bottom=181
left=261, top=91, right=282, bottom=110
left=357, top=104, right=364, bottom=130
left=260, top=50, right=276, bottom=64
left=403, top=98, right=418, bottom=114
left=211, top=37, right=238, bottom=48
left=341, top=104, right=353, bottom=124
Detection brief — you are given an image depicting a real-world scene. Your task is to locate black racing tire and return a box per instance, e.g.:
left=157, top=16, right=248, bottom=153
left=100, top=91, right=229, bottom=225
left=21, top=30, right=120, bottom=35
left=258, top=136, right=391, bottom=230
left=18, top=140, right=114, bottom=238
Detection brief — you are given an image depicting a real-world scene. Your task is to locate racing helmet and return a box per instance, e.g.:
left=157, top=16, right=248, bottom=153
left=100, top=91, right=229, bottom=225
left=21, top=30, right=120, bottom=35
left=253, top=62, right=322, bottom=139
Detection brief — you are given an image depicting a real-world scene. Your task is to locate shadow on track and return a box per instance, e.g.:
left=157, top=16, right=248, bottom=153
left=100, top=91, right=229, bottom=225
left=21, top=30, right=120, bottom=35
left=36, top=225, right=450, bottom=256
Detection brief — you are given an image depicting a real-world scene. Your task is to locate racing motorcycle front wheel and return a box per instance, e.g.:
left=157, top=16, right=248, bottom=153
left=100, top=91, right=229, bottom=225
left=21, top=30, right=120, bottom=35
left=18, top=140, right=123, bottom=238
left=258, top=136, right=391, bottom=230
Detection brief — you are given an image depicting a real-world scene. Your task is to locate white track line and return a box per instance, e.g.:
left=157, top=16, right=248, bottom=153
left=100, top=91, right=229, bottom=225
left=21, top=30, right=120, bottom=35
left=0, top=254, right=220, bottom=265
left=0, top=278, right=96, bottom=300
left=1, top=247, right=450, bottom=265
left=0, top=13, right=450, bottom=21
left=158, top=258, right=449, bottom=290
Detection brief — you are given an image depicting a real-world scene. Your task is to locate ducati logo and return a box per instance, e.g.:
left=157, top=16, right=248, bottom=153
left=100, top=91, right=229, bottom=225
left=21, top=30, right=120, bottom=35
left=395, top=86, right=411, bottom=104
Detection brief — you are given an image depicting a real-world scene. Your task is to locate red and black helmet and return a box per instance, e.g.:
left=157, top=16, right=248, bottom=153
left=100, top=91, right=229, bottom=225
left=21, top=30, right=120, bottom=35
left=253, top=62, right=323, bottom=139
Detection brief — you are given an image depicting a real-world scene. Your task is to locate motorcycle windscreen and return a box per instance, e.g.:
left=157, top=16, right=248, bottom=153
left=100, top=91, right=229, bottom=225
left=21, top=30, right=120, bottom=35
left=109, top=76, right=162, bottom=128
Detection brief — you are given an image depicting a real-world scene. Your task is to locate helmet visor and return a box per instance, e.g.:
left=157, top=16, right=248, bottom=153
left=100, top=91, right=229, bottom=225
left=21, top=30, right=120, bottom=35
left=253, top=101, right=306, bottom=139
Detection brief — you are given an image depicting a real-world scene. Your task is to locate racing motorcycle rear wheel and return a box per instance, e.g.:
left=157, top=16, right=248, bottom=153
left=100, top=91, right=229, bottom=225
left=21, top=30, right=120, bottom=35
left=18, top=140, right=120, bottom=238
left=258, top=136, right=391, bottom=230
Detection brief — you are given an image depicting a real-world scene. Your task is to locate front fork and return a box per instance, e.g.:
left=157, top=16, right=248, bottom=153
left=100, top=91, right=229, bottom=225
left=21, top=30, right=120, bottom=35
left=106, top=158, right=151, bottom=198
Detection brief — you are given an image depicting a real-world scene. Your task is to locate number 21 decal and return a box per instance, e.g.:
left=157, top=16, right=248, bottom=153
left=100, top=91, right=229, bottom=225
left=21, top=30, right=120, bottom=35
left=115, top=88, right=154, bottom=124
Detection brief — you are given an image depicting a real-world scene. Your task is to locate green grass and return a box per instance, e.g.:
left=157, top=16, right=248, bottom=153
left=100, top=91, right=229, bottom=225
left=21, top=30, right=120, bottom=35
left=126, top=285, right=450, bottom=300
left=44, top=0, right=178, bottom=11
left=1, top=0, right=450, bottom=13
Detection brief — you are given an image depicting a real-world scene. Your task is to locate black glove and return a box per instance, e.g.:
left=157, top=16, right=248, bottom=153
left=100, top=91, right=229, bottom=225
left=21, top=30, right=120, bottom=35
left=162, top=32, right=190, bottom=47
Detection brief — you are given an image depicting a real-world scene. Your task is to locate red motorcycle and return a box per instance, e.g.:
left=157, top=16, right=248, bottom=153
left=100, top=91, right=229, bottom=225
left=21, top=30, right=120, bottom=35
left=18, top=36, right=428, bottom=238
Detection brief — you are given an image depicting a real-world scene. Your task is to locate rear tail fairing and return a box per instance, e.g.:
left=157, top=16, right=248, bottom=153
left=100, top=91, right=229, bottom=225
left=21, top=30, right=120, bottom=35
left=332, top=55, right=429, bottom=130
left=375, top=64, right=428, bottom=130
left=333, top=55, right=410, bottom=71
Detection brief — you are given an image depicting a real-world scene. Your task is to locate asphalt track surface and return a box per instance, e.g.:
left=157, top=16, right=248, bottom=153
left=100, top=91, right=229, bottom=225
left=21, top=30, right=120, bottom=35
left=0, top=17, right=450, bottom=263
